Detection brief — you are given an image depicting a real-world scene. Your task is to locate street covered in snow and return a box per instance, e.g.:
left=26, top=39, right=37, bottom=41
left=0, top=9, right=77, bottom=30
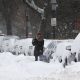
left=0, top=33, right=80, bottom=80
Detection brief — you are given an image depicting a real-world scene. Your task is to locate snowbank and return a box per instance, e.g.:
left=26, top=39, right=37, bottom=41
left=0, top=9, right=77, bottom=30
left=0, top=52, right=63, bottom=80
left=0, top=52, right=80, bottom=80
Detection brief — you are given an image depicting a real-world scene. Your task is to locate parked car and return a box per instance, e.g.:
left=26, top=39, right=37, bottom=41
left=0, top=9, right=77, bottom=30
left=68, top=33, right=80, bottom=62
left=13, top=38, right=34, bottom=56
left=1, top=36, right=19, bottom=52
left=54, top=42, right=77, bottom=67
left=42, top=40, right=62, bottom=63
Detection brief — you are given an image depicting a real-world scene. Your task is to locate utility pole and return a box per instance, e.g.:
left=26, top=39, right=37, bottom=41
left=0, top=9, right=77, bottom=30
left=51, top=0, right=57, bottom=39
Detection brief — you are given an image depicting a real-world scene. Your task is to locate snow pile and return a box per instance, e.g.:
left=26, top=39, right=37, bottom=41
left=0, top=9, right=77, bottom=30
left=0, top=52, right=63, bottom=80
left=0, top=33, right=80, bottom=80
left=0, top=52, right=80, bottom=80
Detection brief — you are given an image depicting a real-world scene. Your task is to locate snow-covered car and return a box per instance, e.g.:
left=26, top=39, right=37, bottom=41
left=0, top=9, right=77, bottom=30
left=68, top=33, right=80, bottom=62
left=42, top=40, right=62, bottom=63
left=43, top=41, right=57, bottom=59
left=65, top=33, right=80, bottom=63
left=13, top=39, right=26, bottom=55
left=1, top=36, right=20, bottom=53
left=27, top=45, right=34, bottom=56
left=13, top=38, right=34, bottom=56
left=43, top=39, right=73, bottom=57
left=54, top=42, right=77, bottom=67
left=41, top=39, right=73, bottom=63
left=24, top=38, right=34, bottom=56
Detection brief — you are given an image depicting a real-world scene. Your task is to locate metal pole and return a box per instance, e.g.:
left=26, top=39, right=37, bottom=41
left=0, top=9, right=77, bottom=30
left=51, top=10, right=56, bottom=39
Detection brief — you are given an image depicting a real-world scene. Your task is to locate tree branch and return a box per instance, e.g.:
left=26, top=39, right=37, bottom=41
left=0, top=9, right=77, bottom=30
left=25, top=0, right=44, bottom=15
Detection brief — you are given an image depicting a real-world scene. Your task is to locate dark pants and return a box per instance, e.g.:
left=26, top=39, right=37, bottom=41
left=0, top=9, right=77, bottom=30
left=35, top=56, right=38, bottom=61
left=34, top=49, right=43, bottom=61
left=35, top=55, right=43, bottom=61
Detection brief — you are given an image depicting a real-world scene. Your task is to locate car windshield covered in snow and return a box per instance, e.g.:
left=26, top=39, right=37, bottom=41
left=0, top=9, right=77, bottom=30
left=43, top=41, right=61, bottom=59
left=47, top=41, right=61, bottom=49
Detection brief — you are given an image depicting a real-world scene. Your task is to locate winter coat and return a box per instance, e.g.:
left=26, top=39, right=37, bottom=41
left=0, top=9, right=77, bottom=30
left=32, top=38, right=44, bottom=56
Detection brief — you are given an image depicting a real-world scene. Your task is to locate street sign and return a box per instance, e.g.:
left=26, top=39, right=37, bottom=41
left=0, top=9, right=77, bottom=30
left=51, top=18, right=56, bottom=26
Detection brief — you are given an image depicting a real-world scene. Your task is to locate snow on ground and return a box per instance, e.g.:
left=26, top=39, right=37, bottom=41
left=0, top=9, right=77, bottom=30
left=1, top=33, right=80, bottom=80
left=0, top=52, right=80, bottom=80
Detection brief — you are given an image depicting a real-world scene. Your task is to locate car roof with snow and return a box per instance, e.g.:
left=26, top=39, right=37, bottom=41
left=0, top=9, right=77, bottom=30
left=55, top=42, right=72, bottom=57
left=71, top=33, right=80, bottom=53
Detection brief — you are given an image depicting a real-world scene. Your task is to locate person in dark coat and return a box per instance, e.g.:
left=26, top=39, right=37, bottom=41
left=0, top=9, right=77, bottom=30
left=32, top=32, right=44, bottom=61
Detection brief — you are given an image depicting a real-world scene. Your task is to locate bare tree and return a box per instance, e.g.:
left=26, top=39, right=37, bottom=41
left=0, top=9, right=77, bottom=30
left=25, top=0, right=44, bottom=15
left=2, top=0, right=27, bottom=37
left=24, top=0, right=46, bottom=34
left=2, top=0, right=13, bottom=35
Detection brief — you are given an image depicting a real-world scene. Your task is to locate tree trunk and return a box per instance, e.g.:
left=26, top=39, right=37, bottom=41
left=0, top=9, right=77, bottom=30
left=2, top=0, right=12, bottom=35
left=39, top=19, right=46, bottom=34
left=6, top=15, right=12, bottom=35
